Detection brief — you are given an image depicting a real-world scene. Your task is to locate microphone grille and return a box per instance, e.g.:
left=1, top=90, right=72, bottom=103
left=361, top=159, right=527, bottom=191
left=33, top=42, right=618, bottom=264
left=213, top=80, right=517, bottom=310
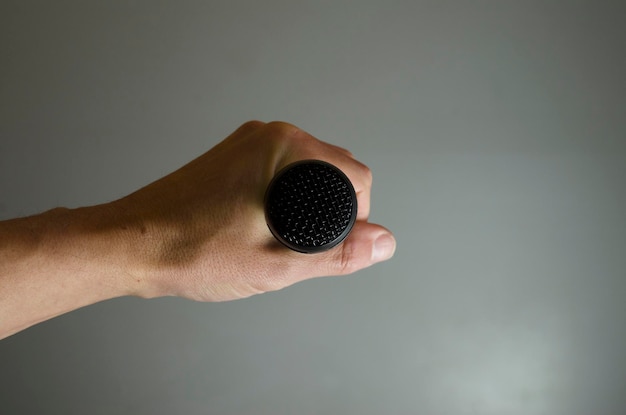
left=265, top=160, right=357, bottom=253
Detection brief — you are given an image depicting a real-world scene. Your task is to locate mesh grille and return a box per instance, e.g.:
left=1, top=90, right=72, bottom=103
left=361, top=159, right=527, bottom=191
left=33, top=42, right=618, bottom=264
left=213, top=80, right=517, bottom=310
left=265, top=161, right=357, bottom=252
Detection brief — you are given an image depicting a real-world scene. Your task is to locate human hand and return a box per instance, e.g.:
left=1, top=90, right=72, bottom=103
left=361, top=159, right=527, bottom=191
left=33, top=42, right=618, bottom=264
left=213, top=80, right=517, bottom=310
left=0, top=120, right=396, bottom=338
left=115, top=121, right=396, bottom=301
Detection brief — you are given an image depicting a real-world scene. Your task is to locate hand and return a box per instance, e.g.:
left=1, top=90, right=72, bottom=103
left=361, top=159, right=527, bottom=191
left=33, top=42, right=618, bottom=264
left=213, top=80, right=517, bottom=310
left=0, top=121, right=395, bottom=338
left=117, top=121, right=396, bottom=301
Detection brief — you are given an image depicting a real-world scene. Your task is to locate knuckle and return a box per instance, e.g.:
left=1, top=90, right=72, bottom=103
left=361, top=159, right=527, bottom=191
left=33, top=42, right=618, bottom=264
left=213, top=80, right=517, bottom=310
left=240, top=120, right=266, bottom=130
left=338, top=243, right=358, bottom=275
left=241, top=120, right=265, bottom=128
left=360, top=163, right=373, bottom=184
left=364, top=166, right=374, bottom=183
left=242, top=119, right=265, bottom=128
left=265, top=121, right=302, bottom=138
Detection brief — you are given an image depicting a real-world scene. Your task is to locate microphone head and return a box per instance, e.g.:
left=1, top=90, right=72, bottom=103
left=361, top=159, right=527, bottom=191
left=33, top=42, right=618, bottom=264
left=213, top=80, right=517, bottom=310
left=264, top=160, right=358, bottom=253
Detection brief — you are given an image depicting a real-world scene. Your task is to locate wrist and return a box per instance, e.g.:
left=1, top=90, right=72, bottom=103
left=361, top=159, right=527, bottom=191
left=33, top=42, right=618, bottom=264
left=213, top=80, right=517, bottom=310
left=0, top=204, right=145, bottom=338
left=92, top=198, right=188, bottom=299
left=56, top=202, right=163, bottom=299
left=37, top=204, right=151, bottom=300
left=46, top=205, right=139, bottom=297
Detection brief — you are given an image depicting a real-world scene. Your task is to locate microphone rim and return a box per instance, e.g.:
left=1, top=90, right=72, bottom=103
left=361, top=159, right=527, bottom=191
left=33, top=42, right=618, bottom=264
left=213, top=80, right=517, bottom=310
left=264, top=159, right=358, bottom=254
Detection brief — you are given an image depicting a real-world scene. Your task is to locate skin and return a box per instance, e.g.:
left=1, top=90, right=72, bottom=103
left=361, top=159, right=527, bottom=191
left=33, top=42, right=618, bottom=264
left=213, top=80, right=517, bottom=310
left=0, top=121, right=396, bottom=339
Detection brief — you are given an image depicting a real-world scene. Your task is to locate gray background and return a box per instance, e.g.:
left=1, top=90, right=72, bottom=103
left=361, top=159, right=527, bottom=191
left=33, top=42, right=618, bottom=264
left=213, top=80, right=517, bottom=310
left=1, top=1, right=625, bottom=414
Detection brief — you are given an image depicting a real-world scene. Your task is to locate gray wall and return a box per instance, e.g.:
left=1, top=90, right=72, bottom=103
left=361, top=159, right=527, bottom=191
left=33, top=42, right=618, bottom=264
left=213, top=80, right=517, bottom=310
left=1, top=1, right=625, bottom=414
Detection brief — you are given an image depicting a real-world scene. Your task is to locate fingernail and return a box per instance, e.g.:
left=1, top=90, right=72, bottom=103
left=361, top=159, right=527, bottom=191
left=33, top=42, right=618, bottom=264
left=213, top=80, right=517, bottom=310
left=372, top=233, right=396, bottom=263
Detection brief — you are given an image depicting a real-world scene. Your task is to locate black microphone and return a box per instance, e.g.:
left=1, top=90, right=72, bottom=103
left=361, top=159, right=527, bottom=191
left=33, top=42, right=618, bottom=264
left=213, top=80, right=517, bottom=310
left=264, top=160, right=358, bottom=253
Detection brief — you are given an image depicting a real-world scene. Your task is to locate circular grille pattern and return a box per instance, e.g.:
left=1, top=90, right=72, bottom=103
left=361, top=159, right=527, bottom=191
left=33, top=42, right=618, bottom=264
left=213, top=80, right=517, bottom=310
left=265, top=160, right=357, bottom=253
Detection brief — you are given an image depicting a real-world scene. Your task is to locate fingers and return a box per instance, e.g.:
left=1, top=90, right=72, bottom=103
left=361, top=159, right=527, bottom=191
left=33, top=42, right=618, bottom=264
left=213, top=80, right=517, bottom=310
left=246, top=121, right=388, bottom=285
left=290, top=221, right=396, bottom=283
left=327, top=143, right=354, bottom=158
left=321, top=147, right=372, bottom=221
left=338, top=158, right=371, bottom=221
left=259, top=121, right=373, bottom=221
left=328, top=222, right=395, bottom=275
left=236, top=120, right=373, bottom=220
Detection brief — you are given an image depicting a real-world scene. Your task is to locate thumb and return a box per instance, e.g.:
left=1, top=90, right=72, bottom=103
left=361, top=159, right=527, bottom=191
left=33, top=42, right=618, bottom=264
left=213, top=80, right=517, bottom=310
left=306, top=222, right=396, bottom=278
